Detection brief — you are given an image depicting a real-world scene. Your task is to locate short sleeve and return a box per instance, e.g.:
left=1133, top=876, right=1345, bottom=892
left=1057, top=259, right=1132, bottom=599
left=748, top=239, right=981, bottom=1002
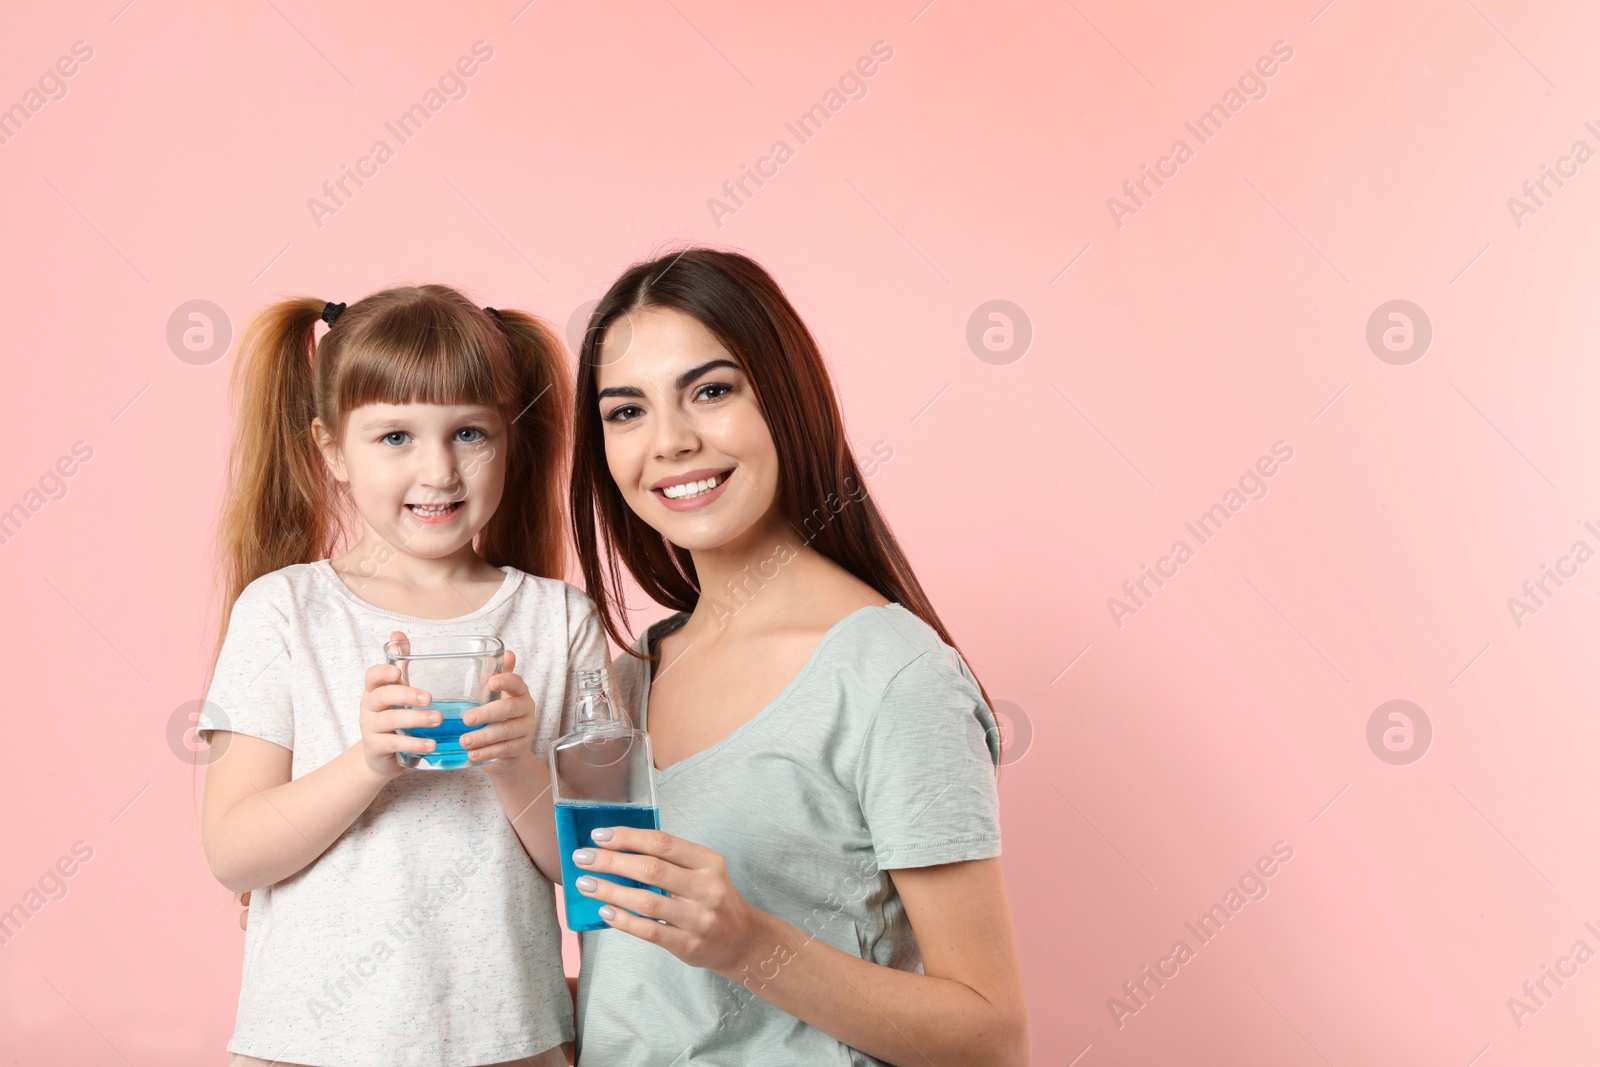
left=566, top=589, right=612, bottom=678
left=854, top=649, right=1002, bottom=869
left=197, top=579, right=295, bottom=750
left=539, top=586, right=614, bottom=758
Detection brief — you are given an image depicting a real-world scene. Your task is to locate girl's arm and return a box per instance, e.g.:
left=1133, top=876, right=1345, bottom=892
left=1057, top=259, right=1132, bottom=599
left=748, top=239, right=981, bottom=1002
left=461, top=648, right=562, bottom=883
left=201, top=732, right=391, bottom=893
left=201, top=659, right=446, bottom=894
left=573, top=831, right=1029, bottom=1067
left=480, top=755, right=561, bottom=883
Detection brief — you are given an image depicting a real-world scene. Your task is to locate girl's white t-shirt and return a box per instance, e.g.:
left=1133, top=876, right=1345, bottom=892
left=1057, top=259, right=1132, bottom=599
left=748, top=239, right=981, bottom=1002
left=198, top=560, right=607, bottom=1067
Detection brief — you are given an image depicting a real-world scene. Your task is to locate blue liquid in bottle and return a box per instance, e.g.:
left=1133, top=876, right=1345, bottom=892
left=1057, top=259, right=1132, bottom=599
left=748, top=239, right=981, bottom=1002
left=397, top=699, right=488, bottom=770
left=556, top=801, right=668, bottom=932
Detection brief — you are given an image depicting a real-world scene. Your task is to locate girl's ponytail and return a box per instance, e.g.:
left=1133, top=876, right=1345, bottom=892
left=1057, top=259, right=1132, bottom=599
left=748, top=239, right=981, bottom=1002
left=205, top=297, right=341, bottom=693
left=474, top=307, right=574, bottom=583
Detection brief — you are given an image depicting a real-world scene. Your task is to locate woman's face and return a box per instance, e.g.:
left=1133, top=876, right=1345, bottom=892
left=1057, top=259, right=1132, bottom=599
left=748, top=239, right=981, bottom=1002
left=594, top=305, right=780, bottom=552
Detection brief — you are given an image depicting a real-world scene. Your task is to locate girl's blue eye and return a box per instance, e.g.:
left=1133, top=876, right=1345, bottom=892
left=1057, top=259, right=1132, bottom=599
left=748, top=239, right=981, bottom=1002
left=380, top=427, right=488, bottom=446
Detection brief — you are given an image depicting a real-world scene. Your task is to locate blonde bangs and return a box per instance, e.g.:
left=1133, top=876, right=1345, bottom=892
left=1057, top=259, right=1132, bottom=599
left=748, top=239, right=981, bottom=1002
left=328, top=289, right=513, bottom=439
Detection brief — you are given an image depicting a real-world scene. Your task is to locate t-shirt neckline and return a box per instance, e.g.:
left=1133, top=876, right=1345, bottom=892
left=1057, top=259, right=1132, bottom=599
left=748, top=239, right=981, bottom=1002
left=312, top=558, right=524, bottom=624
left=639, top=602, right=905, bottom=783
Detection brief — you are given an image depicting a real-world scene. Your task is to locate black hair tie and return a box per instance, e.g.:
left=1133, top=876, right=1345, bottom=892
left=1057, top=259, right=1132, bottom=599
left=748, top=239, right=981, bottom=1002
left=321, top=301, right=346, bottom=325
left=484, top=307, right=503, bottom=322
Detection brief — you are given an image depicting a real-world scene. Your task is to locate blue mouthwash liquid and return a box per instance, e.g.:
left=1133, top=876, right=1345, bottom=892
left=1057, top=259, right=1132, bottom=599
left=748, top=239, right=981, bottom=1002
left=397, top=699, right=488, bottom=770
left=556, top=801, right=668, bottom=932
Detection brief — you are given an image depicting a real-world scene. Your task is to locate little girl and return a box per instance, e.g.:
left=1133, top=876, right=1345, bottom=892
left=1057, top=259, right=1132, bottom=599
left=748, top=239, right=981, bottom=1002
left=197, top=286, right=605, bottom=1066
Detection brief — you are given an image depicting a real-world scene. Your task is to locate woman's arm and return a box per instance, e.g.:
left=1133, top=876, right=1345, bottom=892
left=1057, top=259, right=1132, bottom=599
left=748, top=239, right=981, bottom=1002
left=200, top=731, right=391, bottom=894
left=573, top=830, right=1029, bottom=1067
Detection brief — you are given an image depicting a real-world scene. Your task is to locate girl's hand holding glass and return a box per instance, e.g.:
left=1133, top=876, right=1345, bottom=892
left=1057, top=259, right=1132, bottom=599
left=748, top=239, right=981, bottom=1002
left=359, top=662, right=444, bottom=780
left=460, top=647, right=539, bottom=777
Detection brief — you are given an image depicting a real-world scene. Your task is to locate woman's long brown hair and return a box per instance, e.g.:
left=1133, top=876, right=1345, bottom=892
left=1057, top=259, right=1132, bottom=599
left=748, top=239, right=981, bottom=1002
left=203, top=285, right=572, bottom=698
left=568, top=247, right=996, bottom=720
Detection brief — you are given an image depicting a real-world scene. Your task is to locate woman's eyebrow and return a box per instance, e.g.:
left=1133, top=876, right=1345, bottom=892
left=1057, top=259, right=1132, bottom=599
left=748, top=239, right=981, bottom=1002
left=675, top=359, right=740, bottom=389
left=596, top=359, right=741, bottom=402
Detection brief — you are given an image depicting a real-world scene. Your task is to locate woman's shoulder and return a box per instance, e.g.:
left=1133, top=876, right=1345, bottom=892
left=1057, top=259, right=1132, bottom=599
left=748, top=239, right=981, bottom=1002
left=609, top=611, right=688, bottom=669
left=832, top=603, right=970, bottom=682
left=601, top=612, right=683, bottom=721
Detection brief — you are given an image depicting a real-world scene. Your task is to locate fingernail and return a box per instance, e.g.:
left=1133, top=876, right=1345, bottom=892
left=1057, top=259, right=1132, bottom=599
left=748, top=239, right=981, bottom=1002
left=573, top=849, right=595, bottom=865
left=576, top=876, right=597, bottom=892
left=591, top=828, right=614, bottom=842
left=598, top=906, right=617, bottom=921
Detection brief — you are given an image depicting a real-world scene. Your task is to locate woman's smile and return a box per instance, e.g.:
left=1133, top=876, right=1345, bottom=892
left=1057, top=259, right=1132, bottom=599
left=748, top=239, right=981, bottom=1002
left=651, top=467, right=736, bottom=511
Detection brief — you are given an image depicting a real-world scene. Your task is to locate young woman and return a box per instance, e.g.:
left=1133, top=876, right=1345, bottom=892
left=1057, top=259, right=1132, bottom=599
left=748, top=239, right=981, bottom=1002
left=566, top=248, right=1029, bottom=1065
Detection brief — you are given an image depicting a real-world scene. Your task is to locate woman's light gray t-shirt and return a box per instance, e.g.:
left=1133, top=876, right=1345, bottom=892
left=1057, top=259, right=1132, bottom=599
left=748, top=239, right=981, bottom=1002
left=575, top=603, right=1003, bottom=1067
left=198, top=560, right=608, bottom=1067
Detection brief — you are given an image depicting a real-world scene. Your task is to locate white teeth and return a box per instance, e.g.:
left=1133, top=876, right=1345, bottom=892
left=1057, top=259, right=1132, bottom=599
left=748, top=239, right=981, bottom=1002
left=409, top=502, right=459, bottom=515
left=663, top=475, right=723, bottom=499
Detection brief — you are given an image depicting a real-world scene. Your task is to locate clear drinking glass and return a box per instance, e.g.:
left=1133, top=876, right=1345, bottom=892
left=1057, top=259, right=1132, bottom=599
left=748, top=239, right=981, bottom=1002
left=383, top=634, right=503, bottom=771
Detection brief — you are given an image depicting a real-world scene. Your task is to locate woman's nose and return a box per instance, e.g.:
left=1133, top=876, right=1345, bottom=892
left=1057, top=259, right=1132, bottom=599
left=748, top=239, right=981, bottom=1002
left=651, top=405, right=699, bottom=459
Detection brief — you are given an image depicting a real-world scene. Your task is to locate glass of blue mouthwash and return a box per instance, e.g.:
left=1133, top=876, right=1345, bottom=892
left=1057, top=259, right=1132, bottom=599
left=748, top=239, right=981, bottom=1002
left=383, top=634, right=503, bottom=770
left=550, top=669, right=667, bottom=932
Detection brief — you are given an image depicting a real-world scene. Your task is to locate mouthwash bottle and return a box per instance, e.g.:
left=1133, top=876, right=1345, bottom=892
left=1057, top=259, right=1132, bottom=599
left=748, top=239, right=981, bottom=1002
left=550, top=669, right=666, bottom=932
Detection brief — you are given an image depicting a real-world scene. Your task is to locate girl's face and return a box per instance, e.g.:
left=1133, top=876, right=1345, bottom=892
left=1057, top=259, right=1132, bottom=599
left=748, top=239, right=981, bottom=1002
left=314, top=402, right=506, bottom=557
left=594, top=306, right=780, bottom=553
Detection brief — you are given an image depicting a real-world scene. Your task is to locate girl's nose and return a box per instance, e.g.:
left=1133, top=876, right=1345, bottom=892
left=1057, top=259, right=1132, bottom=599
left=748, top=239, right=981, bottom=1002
left=419, top=448, right=462, bottom=494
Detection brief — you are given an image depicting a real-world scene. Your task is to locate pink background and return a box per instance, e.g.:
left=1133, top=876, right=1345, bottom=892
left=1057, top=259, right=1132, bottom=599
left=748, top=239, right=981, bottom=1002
left=3, top=1, right=1598, bottom=1063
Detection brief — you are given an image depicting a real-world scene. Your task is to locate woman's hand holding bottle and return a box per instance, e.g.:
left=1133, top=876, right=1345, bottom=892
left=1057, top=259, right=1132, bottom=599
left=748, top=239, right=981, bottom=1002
left=573, top=827, right=771, bottom=973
